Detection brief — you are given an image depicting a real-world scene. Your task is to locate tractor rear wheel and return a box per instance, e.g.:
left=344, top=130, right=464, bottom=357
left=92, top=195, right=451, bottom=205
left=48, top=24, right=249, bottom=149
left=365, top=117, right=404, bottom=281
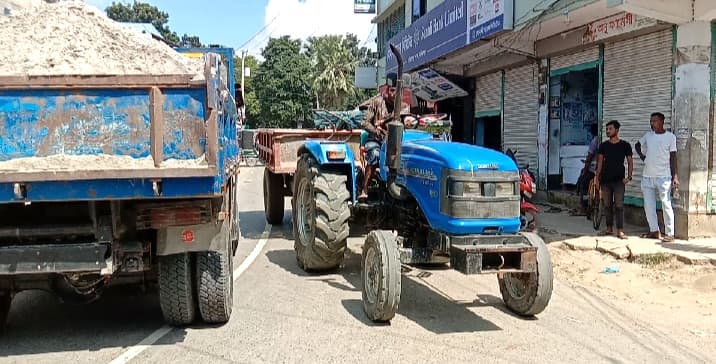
left=498, top=232, right=553, bottom=316
left=264, top=168, right=285, bottom=225
left=292, top=153, right=350, bottom=271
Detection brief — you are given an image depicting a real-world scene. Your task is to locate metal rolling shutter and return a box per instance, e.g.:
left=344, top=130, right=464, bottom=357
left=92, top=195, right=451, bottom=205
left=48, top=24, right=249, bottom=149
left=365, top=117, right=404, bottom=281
left=475, top=72, right=502, bottom=113
left=550, top=46, right=599, bottom=71
left=603, top=29, right=673, bottom=200
left=503, top=63, right=539, bottom=170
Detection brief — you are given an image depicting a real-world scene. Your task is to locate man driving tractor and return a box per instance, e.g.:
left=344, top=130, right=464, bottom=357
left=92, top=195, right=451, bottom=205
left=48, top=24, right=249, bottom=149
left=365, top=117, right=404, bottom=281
left=358, top=72, right=410, bottom=200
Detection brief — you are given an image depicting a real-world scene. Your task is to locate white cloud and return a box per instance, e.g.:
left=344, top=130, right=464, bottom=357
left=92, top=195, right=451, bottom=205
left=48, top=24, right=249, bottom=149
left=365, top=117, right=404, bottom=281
left=244, top=0, right=376, bottom=57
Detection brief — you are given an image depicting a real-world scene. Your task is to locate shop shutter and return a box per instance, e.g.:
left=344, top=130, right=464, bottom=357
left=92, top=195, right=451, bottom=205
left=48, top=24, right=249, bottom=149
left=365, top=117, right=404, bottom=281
left=503, top=63, right=539, bottom=170
left=550, top=46, right=599, bottom=71
left=475, top=71, right=502, bottom=114
left=603, top=29, right=673, bottom=200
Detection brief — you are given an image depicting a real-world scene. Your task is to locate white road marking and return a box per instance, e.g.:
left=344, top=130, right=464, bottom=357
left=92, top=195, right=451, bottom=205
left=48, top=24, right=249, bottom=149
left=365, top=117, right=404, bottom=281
left=108, top=224, right=273, bottom=364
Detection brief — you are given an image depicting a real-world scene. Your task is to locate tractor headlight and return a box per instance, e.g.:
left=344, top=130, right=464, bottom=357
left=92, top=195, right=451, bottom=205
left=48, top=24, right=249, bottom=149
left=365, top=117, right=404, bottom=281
left=448, top=179, right=481, bottom=198
left=494, top=182, right=516, bottom=197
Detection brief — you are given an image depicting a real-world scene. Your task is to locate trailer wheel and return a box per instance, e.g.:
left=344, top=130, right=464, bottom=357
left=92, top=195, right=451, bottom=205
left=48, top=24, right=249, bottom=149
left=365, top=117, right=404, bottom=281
left=293, top=153, right=350, bottom=271
left=158, top=253, right=197, bottom=326
left=196, top=238, right=233, bottom=324
left=264, top=168, right=285, bottom=225
left=0, top=291, right=12, bottom=334
left=498, top=232, right=553, bottom=316
left=361, top=230, right=401, bottom=322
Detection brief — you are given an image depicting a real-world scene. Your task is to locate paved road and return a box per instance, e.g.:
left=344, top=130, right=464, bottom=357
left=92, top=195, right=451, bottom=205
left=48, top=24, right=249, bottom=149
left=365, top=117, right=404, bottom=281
left=0, top=166, right=712, bottom=364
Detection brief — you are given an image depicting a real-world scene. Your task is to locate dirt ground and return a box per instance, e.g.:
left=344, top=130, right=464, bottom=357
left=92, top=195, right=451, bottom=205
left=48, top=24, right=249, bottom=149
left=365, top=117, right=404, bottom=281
left=544, top=231, right=716, bottom=340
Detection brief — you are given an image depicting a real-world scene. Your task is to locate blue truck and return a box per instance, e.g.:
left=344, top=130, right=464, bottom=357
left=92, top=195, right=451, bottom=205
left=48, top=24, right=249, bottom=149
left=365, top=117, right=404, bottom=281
left=0, top=48, right=240, bottom=332
left=275, top=45, right=553, bottom=322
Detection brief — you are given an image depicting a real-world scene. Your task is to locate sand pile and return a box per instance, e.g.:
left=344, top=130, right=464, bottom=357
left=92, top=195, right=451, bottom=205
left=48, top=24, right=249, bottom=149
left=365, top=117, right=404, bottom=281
left=0, top=0, right=203, bottom=76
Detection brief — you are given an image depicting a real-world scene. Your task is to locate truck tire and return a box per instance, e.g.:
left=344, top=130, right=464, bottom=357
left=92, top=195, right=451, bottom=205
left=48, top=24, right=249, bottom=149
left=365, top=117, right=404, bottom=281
left=158, top=253, right=197, bottom=326
left=292, top=153, right=350, bottom=271
left=196, top=240, right=233, bottom=324
left=361, top=230, right=401, bottom=322
left=498, top=232, right=553, bottom=316
left=0, top=291, right=11, bottom=334
left=264, top=168, right=285, bottom=225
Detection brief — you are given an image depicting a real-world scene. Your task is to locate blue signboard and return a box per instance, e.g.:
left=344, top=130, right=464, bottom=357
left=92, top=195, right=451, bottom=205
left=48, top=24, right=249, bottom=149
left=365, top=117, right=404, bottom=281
left=385, top=0, right=513, bottom=74
left=467, top=0, right=514, bottom=43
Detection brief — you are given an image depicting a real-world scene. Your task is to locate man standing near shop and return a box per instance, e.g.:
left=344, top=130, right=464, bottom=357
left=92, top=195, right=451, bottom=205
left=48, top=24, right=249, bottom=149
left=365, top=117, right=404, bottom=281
left=596, top=120, right=633, bottom=239
left=635, top=112, right=679, bottom=242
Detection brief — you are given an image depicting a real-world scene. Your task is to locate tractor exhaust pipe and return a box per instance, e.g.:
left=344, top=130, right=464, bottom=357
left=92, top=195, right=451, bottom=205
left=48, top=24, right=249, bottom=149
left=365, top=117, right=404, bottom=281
left=386, top=43, right=404, bottom=172
left=386, top=44, right=408, bottom=201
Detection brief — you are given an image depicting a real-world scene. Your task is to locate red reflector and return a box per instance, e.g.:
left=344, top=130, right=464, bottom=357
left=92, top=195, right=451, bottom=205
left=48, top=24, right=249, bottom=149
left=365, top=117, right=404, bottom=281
left=182, top=230, right=195, bottom=243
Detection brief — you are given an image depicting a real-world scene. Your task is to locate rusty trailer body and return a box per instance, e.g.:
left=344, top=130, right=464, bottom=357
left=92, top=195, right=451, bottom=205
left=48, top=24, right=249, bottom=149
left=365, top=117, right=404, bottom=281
left=257, top=128, right=362, bottom=174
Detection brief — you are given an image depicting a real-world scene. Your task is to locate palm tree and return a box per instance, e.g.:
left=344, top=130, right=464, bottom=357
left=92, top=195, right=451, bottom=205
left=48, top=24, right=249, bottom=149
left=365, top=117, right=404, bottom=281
left=306, top=35, right=358, bottom=110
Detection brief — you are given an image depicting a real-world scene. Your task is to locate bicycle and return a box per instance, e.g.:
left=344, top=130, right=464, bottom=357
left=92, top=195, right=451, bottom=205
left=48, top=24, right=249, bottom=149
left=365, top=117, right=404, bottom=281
left=587, top=177, right=603, bottom=230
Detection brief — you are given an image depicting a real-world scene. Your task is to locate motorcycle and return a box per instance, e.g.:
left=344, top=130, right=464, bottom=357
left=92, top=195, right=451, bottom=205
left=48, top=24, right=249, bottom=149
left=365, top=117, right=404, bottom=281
left=505, top=149, right=539, bottom=232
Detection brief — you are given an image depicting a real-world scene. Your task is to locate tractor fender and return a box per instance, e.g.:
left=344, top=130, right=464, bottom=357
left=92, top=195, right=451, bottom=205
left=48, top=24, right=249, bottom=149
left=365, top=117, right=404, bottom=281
left=297, top=141, right=358, bottom=201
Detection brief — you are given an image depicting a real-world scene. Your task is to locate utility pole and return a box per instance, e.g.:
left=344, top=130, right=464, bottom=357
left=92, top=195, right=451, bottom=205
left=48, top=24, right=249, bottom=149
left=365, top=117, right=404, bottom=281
left=240, top=49, right=247, bottom=126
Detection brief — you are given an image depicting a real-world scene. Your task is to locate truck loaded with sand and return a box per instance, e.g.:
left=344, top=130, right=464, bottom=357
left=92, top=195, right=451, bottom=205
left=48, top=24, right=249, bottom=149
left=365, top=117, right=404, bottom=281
left=0, top=1, right=241, bottom=332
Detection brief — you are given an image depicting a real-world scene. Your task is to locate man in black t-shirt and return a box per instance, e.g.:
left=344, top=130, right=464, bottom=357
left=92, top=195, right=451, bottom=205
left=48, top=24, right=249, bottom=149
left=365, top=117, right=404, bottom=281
left=596, top=120, right=634, bottom=239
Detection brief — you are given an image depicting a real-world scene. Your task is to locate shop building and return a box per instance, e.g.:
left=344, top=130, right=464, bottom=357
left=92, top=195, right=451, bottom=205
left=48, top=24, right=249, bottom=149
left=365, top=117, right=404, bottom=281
left=373, top=0, right=716, bottom=238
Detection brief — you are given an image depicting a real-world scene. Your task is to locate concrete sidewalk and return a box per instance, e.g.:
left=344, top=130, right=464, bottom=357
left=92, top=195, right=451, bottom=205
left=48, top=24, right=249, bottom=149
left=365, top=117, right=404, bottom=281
left=538, top=205, right=716, bottom=265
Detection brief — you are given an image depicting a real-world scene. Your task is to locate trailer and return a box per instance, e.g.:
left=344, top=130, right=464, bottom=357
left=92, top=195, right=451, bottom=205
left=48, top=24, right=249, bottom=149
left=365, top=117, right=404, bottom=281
left=257, top=128, right=363, bottom=224
left=0, top=49, right=240, bottom=332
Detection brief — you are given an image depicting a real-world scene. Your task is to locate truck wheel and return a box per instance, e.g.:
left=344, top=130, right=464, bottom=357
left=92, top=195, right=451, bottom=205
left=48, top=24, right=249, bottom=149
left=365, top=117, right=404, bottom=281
left=292, top=153, right=350, bottom=271
left=0, top=291, right=11, bottom=334
left=264, top=168, right=285, bottom=225
left=361, top=230, right=401, bottom=322
left=196, top=239, right=233, bottom=324
left=498, top=232, right=553, bottom=316
left=158, top=253, right=197, bottom=326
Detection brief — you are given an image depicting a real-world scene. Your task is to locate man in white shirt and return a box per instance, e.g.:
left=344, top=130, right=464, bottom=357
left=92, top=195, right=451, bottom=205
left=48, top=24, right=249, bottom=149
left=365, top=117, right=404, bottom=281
left=635, top=112, right=680, bottom=242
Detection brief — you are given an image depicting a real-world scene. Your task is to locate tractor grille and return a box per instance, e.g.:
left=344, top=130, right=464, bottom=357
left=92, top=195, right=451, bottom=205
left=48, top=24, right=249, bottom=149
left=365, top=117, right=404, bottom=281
left=440, top=170, right=520, bottom=219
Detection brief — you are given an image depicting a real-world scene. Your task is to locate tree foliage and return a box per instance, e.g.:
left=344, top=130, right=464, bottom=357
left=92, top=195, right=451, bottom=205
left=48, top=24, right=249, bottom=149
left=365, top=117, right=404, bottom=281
left=254, top=36, right=313, bottom=128
left=306, top=33, right=376, bottom=110
left=105, top=1, right=203, bottom=47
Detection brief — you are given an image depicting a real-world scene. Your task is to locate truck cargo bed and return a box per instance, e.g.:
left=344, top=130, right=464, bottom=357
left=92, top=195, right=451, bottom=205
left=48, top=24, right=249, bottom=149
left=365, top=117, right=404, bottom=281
left=0, top=74, right=228, bottom=202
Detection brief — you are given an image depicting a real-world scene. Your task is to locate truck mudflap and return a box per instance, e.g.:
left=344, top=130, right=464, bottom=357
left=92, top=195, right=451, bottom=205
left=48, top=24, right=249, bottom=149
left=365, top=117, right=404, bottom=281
left=155, top=221, right=228, bottom=256
left=449, top=234, right=538, bottom=275
left=0, top=243, right=110, bottom=275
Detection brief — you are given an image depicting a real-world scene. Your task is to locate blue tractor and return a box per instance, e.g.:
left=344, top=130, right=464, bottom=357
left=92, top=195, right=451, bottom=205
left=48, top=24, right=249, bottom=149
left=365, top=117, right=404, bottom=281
left=288, top=45, right=553, bottom=322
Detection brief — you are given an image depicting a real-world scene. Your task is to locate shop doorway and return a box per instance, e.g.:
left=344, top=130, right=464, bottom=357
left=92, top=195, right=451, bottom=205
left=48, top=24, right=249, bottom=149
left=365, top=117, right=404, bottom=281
left=475, top=115, right=502, bottom=151
left=547, top=66, right=599, bottom=190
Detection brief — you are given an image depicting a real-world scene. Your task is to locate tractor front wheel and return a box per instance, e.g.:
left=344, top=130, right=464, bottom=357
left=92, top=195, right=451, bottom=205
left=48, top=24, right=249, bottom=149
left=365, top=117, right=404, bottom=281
left=498, top=232, right=553, bottom=316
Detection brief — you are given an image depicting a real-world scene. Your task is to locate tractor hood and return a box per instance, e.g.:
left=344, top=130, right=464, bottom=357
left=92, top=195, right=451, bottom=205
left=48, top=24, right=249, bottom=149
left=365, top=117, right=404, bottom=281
left=401, top=132, right=518, bottom=172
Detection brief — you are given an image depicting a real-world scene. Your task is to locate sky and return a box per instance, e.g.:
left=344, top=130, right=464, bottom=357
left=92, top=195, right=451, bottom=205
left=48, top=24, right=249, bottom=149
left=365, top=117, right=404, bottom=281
left=86, top=0, right=377, bottom=57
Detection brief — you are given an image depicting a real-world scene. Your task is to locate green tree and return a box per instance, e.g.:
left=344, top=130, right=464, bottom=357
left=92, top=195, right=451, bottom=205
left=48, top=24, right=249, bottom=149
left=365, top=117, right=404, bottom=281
left=105, top=1, right=203, bottom=47
left=254, top=36, right=313, bottom=128
left=306, top=35, right=356, bottom=110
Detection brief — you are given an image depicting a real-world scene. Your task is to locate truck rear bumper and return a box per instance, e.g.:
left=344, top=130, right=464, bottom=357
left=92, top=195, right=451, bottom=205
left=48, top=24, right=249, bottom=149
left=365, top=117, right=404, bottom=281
left=448, top=234, right=537, bottom=275
left=0, top=243, right=109, bottom=275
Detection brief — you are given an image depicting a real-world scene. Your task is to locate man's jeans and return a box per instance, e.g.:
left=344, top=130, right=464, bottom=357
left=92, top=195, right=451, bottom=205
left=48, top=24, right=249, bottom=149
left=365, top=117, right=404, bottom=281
left=601, top=181, right=625, bottom=229
left=641, top=176, right=674, bottom=236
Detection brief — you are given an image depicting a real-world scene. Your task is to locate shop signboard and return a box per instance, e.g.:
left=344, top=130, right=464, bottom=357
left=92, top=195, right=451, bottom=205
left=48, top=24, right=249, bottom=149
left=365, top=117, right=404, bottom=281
left=354, top=0, right=376, bottom=14
left=582, top=12, right=659, bottom=44
left=386, top=0, right=468, bottom=73
left=466, top=0, right=514, bottom=43
left=386, top=0, right=513, bottom=74
left=407, top=67, right=468, bottom=102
